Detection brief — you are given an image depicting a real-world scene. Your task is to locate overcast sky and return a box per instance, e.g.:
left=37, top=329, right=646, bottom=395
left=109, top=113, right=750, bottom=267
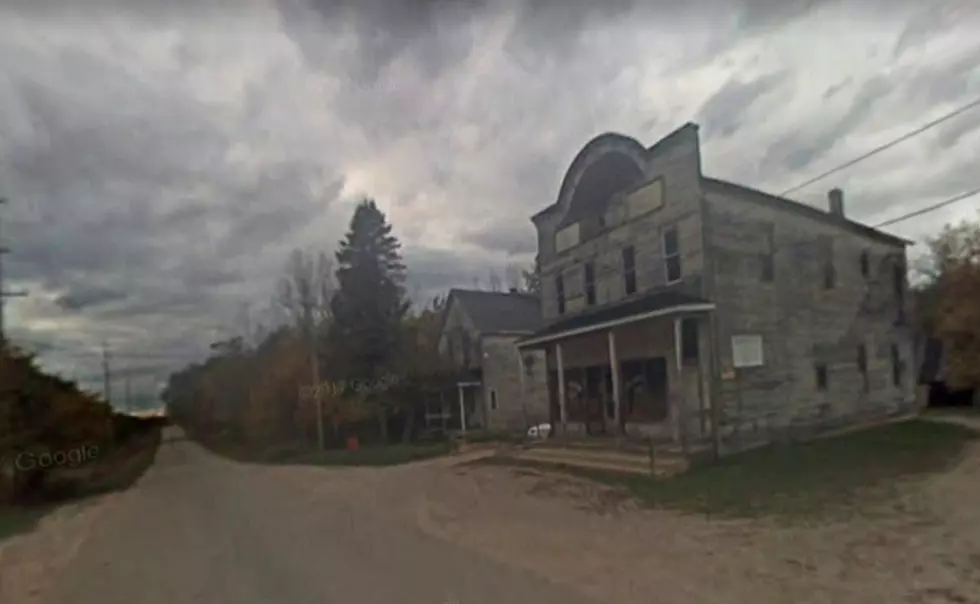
left=1, top=0, right=978, bottom=404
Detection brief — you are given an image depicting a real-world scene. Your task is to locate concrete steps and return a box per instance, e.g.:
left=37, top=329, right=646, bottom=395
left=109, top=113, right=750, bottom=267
left=508, top=445, right=690, bottom=477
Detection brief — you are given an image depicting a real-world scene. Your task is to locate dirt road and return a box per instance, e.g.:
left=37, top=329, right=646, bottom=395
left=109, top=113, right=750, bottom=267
left=21, top=428, right=594, bottom=604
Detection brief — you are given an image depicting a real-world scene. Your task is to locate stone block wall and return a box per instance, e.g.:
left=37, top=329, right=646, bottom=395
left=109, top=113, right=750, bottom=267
left=481, top=335, right=548, bottom=432
left=704, top=189, right=917, bottom=445
left=537, top=126, right=706, bottom=322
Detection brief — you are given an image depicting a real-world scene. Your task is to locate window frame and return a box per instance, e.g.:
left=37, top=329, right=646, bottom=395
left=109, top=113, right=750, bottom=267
left=815, top=363, right=829, bottom=391
left=663, top=226, right=682, bottom=284
left=760, top=223, right=775, bottom=282
left=556, top=273, right=566, bottom=315
left=584, top=261, right=596, bottom=306
left=622, top=246, right=637, bottom=295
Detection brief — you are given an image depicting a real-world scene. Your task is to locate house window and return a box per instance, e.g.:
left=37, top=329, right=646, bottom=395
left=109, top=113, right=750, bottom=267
left=815, top=363, right=829, bottom=391
left=489, top=389, right=498, bottom=411
left=822, top=239, right=836, bottom=289
left=760, top=223, right=775, bottom=282
left=860, top=250, right=870, bottom=279
left=893, top=261, right=906, bottom=323
left=460, top=331, right=471, bottom=366
left=556, top=274, right=566, bottom=315
left=890, top=344, right=903, bottom=387
left=681, top=318, right=699, bottom=362
left=584, top=262, right=596, bottom=306
left=663, top=227, right=682, bottom=283
left=622, top=246, right=636, bottom=295
left=857, top=343, right=869, bottom=392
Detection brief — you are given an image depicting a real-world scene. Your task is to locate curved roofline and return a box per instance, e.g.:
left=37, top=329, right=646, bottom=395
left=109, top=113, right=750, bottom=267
left=553, top=132, right=647, bottom=218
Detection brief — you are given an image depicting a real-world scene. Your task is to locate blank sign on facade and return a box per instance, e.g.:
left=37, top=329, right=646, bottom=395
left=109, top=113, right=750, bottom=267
left=732, top=334, right=764, bottom=368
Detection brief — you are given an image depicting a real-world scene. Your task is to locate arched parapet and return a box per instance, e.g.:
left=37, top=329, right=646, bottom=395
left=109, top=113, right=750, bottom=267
left=554, top=133, right=651, bottom=225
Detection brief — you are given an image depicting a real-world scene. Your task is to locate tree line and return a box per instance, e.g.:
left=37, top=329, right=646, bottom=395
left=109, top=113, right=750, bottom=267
left=163, top=199, right=538, bottom=451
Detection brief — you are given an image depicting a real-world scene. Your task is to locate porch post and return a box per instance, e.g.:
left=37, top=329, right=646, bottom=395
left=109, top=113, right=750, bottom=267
left=608, top=331, right=621, bottom=431
left=556, top=342, right=567, bottom=434
left=672, top=317, right=684, bottom=447
left=457, top=384, right=466, bottom=435
left=516, top=348, right=528, bottom=430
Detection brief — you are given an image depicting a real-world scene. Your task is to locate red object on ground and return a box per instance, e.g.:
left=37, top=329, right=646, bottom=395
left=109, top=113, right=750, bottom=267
left=346, top=436, right=359, bottom=451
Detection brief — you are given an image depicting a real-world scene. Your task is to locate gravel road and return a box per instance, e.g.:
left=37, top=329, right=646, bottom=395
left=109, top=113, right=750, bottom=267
left=37, top=427, right=596, bottom=604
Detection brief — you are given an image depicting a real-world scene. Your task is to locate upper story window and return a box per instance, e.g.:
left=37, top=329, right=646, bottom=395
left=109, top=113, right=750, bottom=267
left=663, top=227, right=682, bottom=284
left=622, top=246, right=636, bottom=295
left=890, top=343, right=904, bottom=387
left=859, top=250, right=870, bottom=279
left=856, top=343, right=869, bottom=392
left=760, top=223, right=775, bottom=282
left=892, top=259, right=906, bottom=323
left=460, top=331, right=472, bottom=366
left=821, top=238, right=836, bottom=289
left=554, top=222, right=580, bottom=253
left=556, top=273, right=566, bottom=315
left=584, top=262, right=596, bottom=306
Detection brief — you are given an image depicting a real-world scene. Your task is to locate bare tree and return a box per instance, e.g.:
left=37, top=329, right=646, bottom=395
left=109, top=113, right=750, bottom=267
left=488, top=269, right=502, bottom=292
left=275, top=248, right=335, bottom=449
left=505, top=263, right=521, bottom=291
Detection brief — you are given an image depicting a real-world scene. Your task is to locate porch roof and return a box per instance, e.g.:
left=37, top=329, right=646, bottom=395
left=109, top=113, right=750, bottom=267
left=516, top=290, right=713, bottom=348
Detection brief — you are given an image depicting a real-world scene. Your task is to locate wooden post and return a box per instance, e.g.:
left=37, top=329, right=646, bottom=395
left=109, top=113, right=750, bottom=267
left=556, top=342, right=567, bottom=439
left=648, top=435, right=656, bottom=477
left=457, top=384, right=466, bottom=436
left=608, top=331, right=621, bottom=434
left=516, top=348, right=528, bottom=432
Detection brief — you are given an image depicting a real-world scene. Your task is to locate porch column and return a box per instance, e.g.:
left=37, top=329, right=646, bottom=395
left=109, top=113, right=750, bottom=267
left=672, top=317, right=684, bottom=446
left=457, top=384, right=466, bottom=435
left=608, top=331, right=621, bottom=431
left=516, top=348, right=528, bottom=429
left=556, top=342, right=567, bottom=433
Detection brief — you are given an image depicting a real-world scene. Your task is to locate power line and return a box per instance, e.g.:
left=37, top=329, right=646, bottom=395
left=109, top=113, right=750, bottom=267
left=872, top=186, right=980, bottom=230
left=779, top=95, right=980, bottom=196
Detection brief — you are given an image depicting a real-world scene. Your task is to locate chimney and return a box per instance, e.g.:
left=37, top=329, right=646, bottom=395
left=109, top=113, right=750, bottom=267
left=828, top=188, right=845, bottom=217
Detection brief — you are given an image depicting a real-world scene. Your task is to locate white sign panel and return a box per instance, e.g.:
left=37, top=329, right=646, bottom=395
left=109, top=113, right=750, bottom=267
left=731, top=334, right=764, bottom=368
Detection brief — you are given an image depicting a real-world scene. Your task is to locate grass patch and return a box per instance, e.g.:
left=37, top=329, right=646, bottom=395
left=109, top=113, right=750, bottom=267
left=0, top=503, right=52, bottom=542
left=485, top=419, right=978, bottom=522
left=291, top=442, right=453, bottom=467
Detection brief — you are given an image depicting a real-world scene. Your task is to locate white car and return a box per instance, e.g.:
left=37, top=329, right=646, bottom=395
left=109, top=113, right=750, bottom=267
left=526, top=423, right=552, bottom=439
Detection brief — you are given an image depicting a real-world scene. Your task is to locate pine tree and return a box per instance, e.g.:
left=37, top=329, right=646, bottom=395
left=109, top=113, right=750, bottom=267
left=329, top=198, right=409, bottom=383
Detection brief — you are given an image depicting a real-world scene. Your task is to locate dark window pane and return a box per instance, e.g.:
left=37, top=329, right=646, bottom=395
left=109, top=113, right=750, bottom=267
left=663, top=228, right=679, bottom=255
left=666, top=256, right=682, bottom=282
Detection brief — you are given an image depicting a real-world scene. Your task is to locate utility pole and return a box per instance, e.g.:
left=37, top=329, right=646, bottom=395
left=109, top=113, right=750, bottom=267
left=102, top=340, right=111, bottom=405
left=102, top=340, right=115, bottom=446
left=124, top=373, right=132, bottom=413
left=310, top=322, right=324, bottom=451
left=0, top=197, right=29, bottom=343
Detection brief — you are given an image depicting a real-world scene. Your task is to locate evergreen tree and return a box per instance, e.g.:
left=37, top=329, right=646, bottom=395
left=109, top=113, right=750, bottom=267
left=329, top=198, right=409, bottom=383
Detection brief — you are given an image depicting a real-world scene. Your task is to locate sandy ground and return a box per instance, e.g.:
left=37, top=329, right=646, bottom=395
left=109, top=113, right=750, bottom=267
left=401, top=419, right=980, bottom=604
left=4, top=421, right=980, bottom=603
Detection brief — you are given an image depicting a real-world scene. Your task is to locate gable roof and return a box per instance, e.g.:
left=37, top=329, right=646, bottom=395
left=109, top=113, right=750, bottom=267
left=702, top=178, right=913, bottom=247
left=445, top=289, right=543, bottom=335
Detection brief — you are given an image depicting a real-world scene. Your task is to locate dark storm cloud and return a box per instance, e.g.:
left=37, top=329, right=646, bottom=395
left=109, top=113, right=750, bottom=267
left=465, top=219, right=537, bottom=257
left=762, top=75, right=899, bottom=173
left=55, top=285, right=129, bottom=311
left=697, top=70, right=790, bottom=139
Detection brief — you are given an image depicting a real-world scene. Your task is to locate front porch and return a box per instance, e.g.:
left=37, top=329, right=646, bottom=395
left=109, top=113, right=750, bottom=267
left=517, top=292, right=715, bottom=448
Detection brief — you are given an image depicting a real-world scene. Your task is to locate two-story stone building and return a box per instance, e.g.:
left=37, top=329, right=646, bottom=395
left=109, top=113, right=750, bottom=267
left=516, top=122, right=918, bottom=449
left=438, top=288, right=549, bottom=433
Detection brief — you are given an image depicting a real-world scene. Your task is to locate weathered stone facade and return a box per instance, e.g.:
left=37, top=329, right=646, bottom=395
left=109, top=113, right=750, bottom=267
left=481, top=335, right=548, bottom=431
left=438, top=292, right=548, bottom=433
left=703, top=184, right=917, bottom=446
left=522, top=122, right=916, bottom=448
left=536, top=126, right=706, bottom=321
